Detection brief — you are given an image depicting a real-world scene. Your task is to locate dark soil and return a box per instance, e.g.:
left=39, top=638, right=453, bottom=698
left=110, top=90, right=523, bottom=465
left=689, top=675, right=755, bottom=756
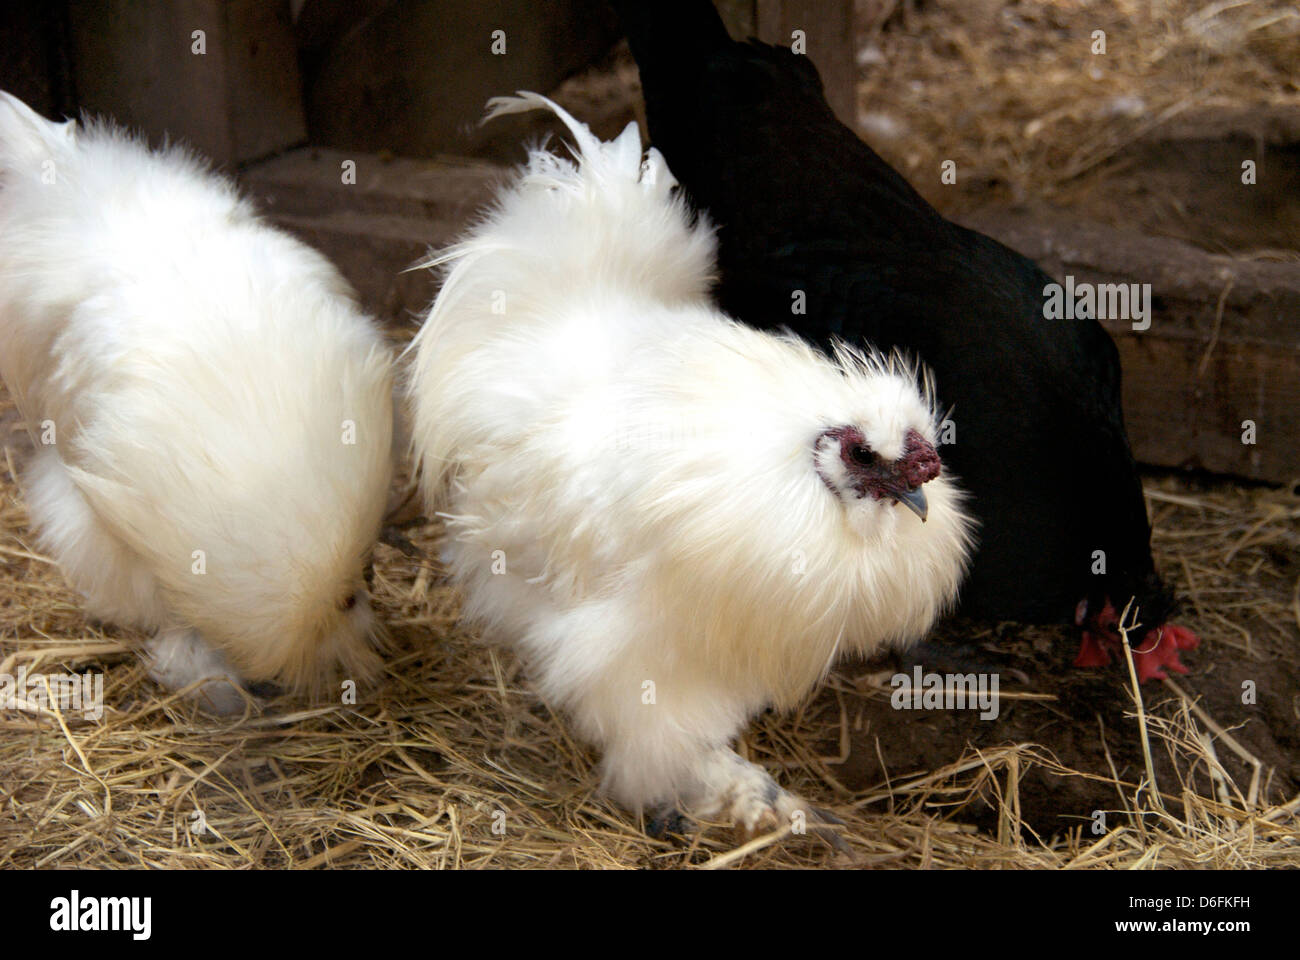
left=827, top=611, right=1300, bottom=838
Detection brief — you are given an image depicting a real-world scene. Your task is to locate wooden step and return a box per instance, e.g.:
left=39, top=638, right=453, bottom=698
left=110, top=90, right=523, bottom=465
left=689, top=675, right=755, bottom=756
left=241, top=149, right=503, bottom=324
left=242, top=148, right=1300, bottom=483
left=965, top=207, right=1300, bottom=484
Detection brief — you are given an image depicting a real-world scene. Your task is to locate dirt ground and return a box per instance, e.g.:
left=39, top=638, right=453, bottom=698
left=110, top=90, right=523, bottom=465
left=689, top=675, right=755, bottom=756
left=847, top=605, right=1300, bottom=839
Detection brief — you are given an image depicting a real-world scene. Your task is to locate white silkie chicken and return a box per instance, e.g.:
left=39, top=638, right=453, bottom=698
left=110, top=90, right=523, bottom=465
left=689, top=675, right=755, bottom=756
left=0, top=92, right=394, bottom=712
left=408, top=93, right=974, bottom=835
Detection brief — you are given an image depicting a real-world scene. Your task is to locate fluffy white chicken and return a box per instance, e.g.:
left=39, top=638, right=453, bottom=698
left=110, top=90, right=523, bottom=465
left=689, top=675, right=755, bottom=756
left=0, top=92, right=395, bottom=712
left=409, top=92, right=974, bottom=834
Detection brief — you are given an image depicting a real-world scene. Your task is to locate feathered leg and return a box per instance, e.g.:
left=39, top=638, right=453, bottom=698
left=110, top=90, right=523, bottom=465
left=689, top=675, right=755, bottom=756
left=25, top=448, right=253, bottom=713
left=23, top=447, right=166, bottom=630
left=558, top=651, right=841, bottom=842
left=143, top=628, right=250, bottom=715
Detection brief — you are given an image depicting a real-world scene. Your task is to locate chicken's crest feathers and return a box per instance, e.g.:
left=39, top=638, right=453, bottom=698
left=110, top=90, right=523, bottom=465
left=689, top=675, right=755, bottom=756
left=409, top=91, right=718, bottom=491
left=827, top=338, right=938, bottom=417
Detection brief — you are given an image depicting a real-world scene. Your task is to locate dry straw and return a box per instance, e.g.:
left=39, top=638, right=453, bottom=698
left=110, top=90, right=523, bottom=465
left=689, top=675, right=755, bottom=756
left=2, top=374, right=1297, bottom=868
left=857, top=0, right=1300, bottom=218
left=2, top=0, right=1298, bottom=869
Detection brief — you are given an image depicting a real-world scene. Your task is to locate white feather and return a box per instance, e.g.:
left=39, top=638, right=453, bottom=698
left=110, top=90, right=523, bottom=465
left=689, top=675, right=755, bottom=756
left=0, top=92, right=395, bottom=703
left=409, top=93, right=976, bottom=823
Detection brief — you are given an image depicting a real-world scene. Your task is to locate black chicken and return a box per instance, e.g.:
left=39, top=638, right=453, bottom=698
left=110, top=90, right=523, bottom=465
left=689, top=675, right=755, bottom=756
left=610, top=0, right=1198, bottom=680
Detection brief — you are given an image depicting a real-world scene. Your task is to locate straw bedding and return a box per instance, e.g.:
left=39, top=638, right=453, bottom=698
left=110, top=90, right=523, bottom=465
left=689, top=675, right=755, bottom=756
left=3, top=377, right=1297, bottom=868
left=1, top=0, right=1297, bottom=869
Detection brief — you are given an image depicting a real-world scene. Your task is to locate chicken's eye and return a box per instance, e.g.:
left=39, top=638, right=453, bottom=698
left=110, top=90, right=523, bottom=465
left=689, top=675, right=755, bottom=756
left=339, top=593, right=358, bottom=612
left=849, top=444, right=874, bottom=466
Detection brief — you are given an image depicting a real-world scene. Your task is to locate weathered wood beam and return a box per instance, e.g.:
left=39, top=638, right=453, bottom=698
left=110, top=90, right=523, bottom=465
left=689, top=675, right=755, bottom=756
left=964, top=209, right=1300, bottom=483
left=68, top=0, right=307, bottom=167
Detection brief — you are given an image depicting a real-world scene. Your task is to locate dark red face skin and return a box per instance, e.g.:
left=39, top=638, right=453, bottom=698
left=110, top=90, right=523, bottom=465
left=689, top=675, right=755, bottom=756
left=818, top=425, right=940, bottom=501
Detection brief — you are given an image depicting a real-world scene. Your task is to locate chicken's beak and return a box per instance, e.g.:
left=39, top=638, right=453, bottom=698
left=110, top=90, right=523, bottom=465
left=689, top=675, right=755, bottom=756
left=890, top=486, right=928, bottom=522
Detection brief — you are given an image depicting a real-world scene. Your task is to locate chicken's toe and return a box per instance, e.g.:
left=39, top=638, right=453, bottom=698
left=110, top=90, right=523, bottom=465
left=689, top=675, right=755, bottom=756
left=645, top=806, right=692, bottom=839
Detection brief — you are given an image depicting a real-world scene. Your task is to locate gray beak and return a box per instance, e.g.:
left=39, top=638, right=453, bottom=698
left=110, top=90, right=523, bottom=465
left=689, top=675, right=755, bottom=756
left=891, top=486, right=928, bottom=522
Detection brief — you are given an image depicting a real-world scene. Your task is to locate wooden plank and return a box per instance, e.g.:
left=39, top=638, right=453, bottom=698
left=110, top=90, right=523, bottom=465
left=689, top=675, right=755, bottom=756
left=223, top=0, right=311, bottom=163
left=267, top=209, right=457, bottom=326
left=246, top=147, right=501, bottom=221
left=754, top=0, right=856, bottom=126
left=298, top=0, right=620, bottom=160
left=0, top=0, right=73, bottom=119
left=963, top=208, right=1300, bottom=483
left=68, top=0, right=306, bottom=167
left=242, top=148, right=502, bottom=323
left=1114, top=333, right=1299, bottom=482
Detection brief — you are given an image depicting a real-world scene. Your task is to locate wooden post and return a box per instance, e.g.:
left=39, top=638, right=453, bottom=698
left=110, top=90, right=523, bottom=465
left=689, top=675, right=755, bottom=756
left=67, top=0, right=307, bottom=167
left=753, top=0, right=857, bottom=127
left=297, top=0, right=620, bottom=161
